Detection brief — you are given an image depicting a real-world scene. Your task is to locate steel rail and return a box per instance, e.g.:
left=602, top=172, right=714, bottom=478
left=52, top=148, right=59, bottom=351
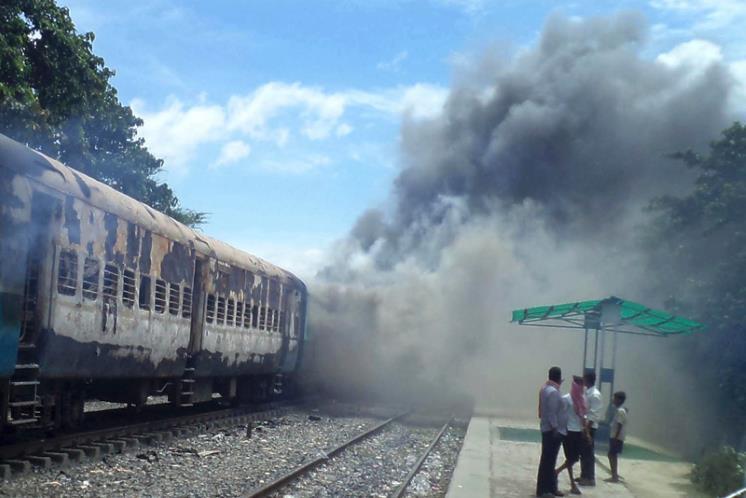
left=722, top=487, right=746, bottom=498
left=0, top=400, right=296, bottom=462
left=246, top=411, right=409, bottom=498
left=390, top=418, right=452, bottom=498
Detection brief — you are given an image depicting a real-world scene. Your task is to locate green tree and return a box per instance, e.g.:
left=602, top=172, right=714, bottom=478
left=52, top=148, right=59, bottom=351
left=0, top=0, right=206, bottom=227
left=648, top=122, right=746, bottom=435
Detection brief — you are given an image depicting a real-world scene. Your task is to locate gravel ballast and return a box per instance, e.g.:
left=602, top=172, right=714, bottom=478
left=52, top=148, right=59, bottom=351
left=0, top=407, right=465, bottom=497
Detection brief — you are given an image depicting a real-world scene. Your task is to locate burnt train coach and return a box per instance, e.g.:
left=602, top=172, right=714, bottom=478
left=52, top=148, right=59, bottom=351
left=0, top=133, right=307, bottom=431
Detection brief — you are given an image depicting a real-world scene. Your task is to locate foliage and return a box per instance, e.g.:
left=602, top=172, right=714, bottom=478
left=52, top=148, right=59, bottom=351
left=647, top=122, right=746, bottom=427
left=0, top=0, right=206, bottom=227
left=691, top=446, right=745, bottom=497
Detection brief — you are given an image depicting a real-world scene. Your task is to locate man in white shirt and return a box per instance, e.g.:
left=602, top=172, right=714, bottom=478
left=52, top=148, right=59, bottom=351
left=578, top=371, right=602, bottom=486
left=536, top=366, right=565, bottom=497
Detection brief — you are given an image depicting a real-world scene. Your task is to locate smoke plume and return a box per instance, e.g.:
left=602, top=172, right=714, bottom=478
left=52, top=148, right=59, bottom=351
left=306, top=12, right=735, bottom=454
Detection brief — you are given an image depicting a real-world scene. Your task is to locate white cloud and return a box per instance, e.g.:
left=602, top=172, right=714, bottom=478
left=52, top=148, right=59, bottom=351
left=257, top=154, right=332, bottom=174
left=227, top=82, right=347, bottom=143
left=133, top=81, right=448, bottom=174
left=651, top=0, right=746, bottom=30
left=656, top=39, right=723, bottom=72
left=212, top=140, right=251, bottom=168
left=656, top=39, right=746, bottom=112
left=377, top=51, right=408, bottom=71
left=131, top=97, right=225, bottom=173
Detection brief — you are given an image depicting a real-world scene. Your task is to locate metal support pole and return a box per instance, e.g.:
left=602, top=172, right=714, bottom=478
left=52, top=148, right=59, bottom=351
left=582, top=326, right=589, bottom=373
left=598, top=326, right=606, bottom=396
left=610, top=329, right=618, bottom=396
left=593, top=328, right=600, bottom=385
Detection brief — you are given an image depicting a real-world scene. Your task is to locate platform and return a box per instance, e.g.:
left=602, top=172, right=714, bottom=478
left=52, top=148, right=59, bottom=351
left=446, top=416, right=702, bottom=498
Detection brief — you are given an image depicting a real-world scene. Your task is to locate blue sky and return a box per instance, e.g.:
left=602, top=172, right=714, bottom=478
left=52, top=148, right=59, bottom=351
left=60, top=0, right=746, bottom=277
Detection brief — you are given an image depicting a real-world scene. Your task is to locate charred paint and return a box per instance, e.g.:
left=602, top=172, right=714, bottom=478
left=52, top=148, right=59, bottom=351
left=103, top=212, right=125, bottom=265
left=70, top=171, right=91, bottom=198
left=139, top=230, right=152, bottom=274
left=160, top=241, right=194, bottom=283
left=64, top=196, right=81, bottom=245
left=126, top=222, right=139, bottom=268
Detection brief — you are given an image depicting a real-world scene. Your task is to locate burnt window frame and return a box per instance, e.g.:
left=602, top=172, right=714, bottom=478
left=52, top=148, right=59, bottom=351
left=226, top=298, right=235, bottom=326
left=138, top=274, right=152, bottom=311
left=258, top=306, right=267, bottom=330
left=216, top=296, right=226, bottom=324
left=122, top=268, right=136, bottom=308
left=57, top=250, right=78, bottom=296
left=182, top=287, right=192, bottom=319
left=251, top=304, right=259, bottom=328
left=168, top=283, right=180, bottom=316
left=154, top=278, right=167, bottom=313
left=103, top=263, right=119, bottom=303
left=206, top=294, right=216, bottom=323
left=242, top=302, right=251, bottom=329
left=235, top=301, right=244, bottom=328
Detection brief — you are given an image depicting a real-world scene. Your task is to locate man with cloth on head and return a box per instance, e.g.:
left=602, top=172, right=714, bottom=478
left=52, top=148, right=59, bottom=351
left=555, top=376, right=586, bottom=495
left=536, top=366, right=566, bottom=498
left=577, top=371, right=602, bottom=487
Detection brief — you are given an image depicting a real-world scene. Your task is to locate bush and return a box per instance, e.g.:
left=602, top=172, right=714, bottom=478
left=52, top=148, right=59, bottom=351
left=691, top=446, right=746, bottom=497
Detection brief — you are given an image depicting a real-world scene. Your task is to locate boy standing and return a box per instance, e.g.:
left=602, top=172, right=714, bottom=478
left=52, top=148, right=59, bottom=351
left=607, top=391, right=628, bottom=483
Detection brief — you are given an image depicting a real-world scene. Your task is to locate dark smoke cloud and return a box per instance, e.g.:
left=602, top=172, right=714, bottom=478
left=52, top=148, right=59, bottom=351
left=307, top=12, right=735, bottom=455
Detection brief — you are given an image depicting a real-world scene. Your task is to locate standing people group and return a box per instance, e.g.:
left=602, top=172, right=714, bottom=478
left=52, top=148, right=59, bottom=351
left=535, top=366, right=628, bottom=497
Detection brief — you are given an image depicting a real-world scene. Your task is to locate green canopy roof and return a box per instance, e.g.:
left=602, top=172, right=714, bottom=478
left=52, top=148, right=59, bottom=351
left=511, top=296, right=705, bottom=337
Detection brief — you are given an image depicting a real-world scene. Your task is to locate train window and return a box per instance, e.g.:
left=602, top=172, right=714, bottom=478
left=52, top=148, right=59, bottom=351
left=182, top=287, right=192, bottom=319
left=139, top=274, right=151, bottom=310
left=154, top=279, right=166, bottom=313
left=251, top=305, right=259, bottom=328
left=168, top=284, right=180, bottom=316
left=103, top=264, right=119, bottom=301
left=258, top=306, right=267, bottom=330
left=216, top=296, right=226, bottom=324
left=272, top=309, right=279, bottom=332
left=242, top=303, right=251, bottom=329
left=227, top=299, right=235, bottom=326
left=82, top=258, right=99, bottom=301
left=279, top=311, right=286, bottom=334
left=206, top=294, right=215, bottom=323
left=235, top=301, right=244, bottom=327
left=293, top=314, right=300, bottom=338
left=122, top=269, right=135, bottom=307
left=57, top=250, right=78, bottom=296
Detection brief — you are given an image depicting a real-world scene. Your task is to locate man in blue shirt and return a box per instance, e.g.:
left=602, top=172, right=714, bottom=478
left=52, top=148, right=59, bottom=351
left=536, top=366, right=565, bottom=497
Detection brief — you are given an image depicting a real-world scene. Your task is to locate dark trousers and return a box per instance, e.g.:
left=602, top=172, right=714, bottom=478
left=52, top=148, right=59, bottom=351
left=536, top=430, right=562, bottom=496
left=580, top=427, right=596, bottom=481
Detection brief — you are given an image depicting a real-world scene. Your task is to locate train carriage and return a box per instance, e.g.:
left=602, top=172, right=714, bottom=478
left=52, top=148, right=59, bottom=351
left=0, top=133, right=307, bottom=431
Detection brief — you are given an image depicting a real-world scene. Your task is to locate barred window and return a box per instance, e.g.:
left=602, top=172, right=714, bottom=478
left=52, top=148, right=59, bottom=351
left=182, top=287, right=192, bottom=319
left=272, top=309, right=279, bottom=332
left=293, top=314, right=301, bottom=338
left=168, top=283, right=180, bottom=316
left=258, top=306, right=267, bottom=330
left=57, top=250, right=78, bottom=296
left=242, top=302, right=251, bottom=329
left=251, top=305, right=259, bottom=328
left=103, top=264, right=119, bottom=301
left=206, top=294, right=215, bottom=323
left=154, top=279, right=166, bottom=313
left=216, top=296, right=226, bottom=324
left=235, top=301, right=244, bottom=328
left=122, top=269, right=136, bottom=307
left=139, top=274, right=151, bottom=311
left=226, top=299, right=235, bottom=326
left=279, top=311, right=286, bottom=335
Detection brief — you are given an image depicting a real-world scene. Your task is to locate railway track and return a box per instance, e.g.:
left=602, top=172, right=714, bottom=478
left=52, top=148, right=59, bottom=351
left=0, top=399, right=299, bottom=479
left=247, top=414, right=457, bottom=498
